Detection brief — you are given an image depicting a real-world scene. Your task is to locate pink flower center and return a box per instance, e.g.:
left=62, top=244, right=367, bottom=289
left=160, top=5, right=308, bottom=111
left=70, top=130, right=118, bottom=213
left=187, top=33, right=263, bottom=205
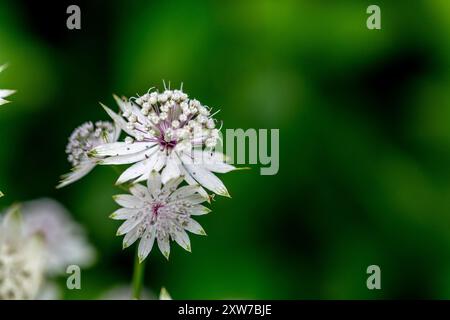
left=151, top=202, right=164, bottom=217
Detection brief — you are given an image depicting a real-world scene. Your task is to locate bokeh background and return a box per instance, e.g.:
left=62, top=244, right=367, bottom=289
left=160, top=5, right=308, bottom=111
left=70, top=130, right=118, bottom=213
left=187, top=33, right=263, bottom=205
left=1, top=0, right=450, bottom=299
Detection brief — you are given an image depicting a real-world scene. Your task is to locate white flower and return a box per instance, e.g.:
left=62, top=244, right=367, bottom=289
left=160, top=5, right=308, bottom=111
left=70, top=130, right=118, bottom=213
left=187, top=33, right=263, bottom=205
left=57, top=121, right=120, bottom=188
left=0, top=205, right=45, bottom=300
left=91, top=88, right=235, bottom=197
left=0, top=64, right=15, bottom=106
left=21, top=198, right=96, bottom=275
left=111, top=171, right=210, bottom=262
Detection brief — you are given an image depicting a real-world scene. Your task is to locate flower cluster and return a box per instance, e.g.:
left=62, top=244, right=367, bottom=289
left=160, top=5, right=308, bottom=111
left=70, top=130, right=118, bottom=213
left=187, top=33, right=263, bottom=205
left=58, top=121, right=119, bottom=188
left=112, top=171, right=209, bottom=261
left=0, top=200, right=96, bottom=300
left=92, top=89, right=235, bottom=197
left=59, top=85, right=238, bottom=262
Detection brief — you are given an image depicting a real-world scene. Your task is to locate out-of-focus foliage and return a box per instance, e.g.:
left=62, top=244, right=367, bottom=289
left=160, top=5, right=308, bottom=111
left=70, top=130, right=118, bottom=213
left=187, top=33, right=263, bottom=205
left=1, top=0, right=450, bottom=299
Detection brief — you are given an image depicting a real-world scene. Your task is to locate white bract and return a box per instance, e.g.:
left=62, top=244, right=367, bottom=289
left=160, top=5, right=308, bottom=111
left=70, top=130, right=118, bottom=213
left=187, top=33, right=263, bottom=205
left=0, top=205, right=45, bottom=300
left=91, top=88, right=235, bottom=197
left=21, top=198, right=96, bottom=275
left=0, top=64, right=15, bottom=106
left=58, top=121, right=119, bottom=188
left=111, top=171, right=210, bottom=262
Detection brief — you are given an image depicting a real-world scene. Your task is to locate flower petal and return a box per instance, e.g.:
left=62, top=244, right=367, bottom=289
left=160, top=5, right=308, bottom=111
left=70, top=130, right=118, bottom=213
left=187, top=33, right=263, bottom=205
left=128, top=184, right=149, bottom=199
left=122, top=225, right=141, bottom=249
left=172, top=228, right=191, bottom=252
left=190, top=150, right=235, bottom=173
left=0, top=98, right=11, bottom=106
left=100, top=148, right=155, bottom=165
left=138, top=226, right=156, bottom=262
left=113, top=195, right=143, bottom=208
left=129, top=151, right=167, bottom=179
left=116, top=152, right=158, bottom=185
left=157, top=235, right=171, bottom=260
left=183, top=218, right=206, bottom=235
left=0, top=89, right=15, bottom=99
left=117, top=213, right=145, bottom=236
left=180, top=194, right=208, bottom=205
left=113, top=94, right=131, bottom=113
left=183, top=164, right=230, bottom=197
left=147, top=171, right=162, bottom=198
left=178, top=164, right=209, bottom=198
left=101, top=104, right=136, bottom=137
left=91, top=142, right=156, bottom=157
left=161, top=155, right=181, bottom=184
left=169, top=185, right=201, bottom=201
left=109, top=208, right=138, bottom=220
left=188, top=205, right=212, bottom=216
left=56, top=162, right=96, bottom=189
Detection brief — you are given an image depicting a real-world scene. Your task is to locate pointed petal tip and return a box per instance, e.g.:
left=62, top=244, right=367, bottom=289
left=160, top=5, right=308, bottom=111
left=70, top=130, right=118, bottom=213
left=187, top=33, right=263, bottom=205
left=215, top=189, right=231, bottom=198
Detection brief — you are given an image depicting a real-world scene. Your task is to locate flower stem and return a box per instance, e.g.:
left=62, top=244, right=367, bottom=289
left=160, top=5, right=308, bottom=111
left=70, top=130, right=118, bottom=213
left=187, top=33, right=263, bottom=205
left=132, top=249, right=146, bottom=300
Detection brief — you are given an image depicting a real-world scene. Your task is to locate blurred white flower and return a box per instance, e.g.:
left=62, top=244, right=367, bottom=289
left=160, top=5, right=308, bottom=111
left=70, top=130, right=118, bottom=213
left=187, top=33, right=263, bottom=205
left=0, top=205, right=45, bottom=300
left=90, top=88, right=235, bottom=197
left=111, top=171, right=210, bottom=262
left=21, top=198, right=96, bottom=275
left=0, top=64, right=15, bottom=106
left=57, top=121, right=120, bottom=188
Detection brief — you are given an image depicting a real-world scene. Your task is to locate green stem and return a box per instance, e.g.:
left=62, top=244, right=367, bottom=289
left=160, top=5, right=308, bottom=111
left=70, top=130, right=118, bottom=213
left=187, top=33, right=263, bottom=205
left=132, top=248, right=146, bottom=299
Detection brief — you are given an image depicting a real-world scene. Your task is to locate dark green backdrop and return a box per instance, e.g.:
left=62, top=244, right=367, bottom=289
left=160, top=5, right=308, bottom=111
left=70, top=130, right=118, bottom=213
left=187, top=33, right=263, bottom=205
left=1, top=0, right=450, bottom=299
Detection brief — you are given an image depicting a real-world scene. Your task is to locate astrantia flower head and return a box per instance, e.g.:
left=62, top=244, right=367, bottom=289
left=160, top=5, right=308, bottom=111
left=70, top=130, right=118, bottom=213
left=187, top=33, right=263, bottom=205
left=0, top=205, right=45, bottom=300
left=21, top=198, right=96, bottom=275
left=111, top=171, right=210, bottom=262
left=58, top=121, right=119, bottom=188
left=91, top=86, right=236, bottom=197
left=0, top=64, right=15, bottom=106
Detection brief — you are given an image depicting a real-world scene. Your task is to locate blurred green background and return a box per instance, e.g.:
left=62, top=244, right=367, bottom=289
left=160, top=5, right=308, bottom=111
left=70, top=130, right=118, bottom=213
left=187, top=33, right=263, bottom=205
left=1, top=0, right=450, bottom=299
